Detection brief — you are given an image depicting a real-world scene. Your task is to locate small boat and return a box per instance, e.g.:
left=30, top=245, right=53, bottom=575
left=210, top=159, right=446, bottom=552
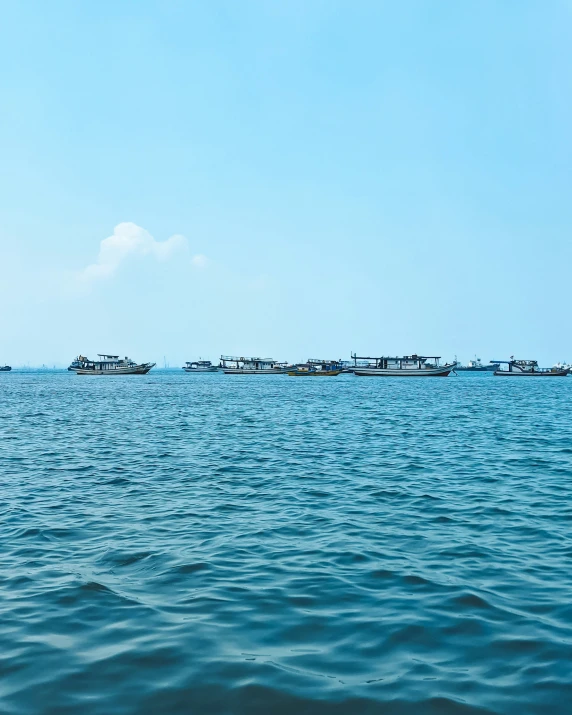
left=220, top=355, right=290, bottom=374
left=456, top=357, right=499, bottom=372
left=183, top=360, right=218, bottom=373
left=493, top=358, right=569, bottom=377
left=351, top=353, right=457, bottom=377
left=0, top=365, right=11, bottom=372
left=288, top=359, right=343, bottom=376
left=68, top=354, right=155, bottom=375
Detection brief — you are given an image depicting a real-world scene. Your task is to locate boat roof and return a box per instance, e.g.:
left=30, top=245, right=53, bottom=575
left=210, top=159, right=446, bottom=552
left=351, top=354, right=441, bottom=360
left=220, top=355, right=275, bottom=362
left=493, top=359, right=538, bottom=364
left=98, top=354, right=119, bottom=359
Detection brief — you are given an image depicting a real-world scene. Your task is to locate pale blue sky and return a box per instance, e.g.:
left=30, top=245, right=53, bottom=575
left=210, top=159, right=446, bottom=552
left=1, top=1, right=571, bottom=366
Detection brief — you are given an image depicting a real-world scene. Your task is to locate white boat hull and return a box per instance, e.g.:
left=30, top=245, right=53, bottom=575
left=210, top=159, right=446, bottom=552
left=354, top=364, right=455, bottom=377
left=222, top=368, right=290, bottom=374
left=71, top=363, right=155, bottom=375
left=493, top=370, right=568, bottom=377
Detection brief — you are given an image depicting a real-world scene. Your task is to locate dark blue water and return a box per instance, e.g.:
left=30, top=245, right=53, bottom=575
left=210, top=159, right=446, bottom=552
left=1, top=371, right=571, bottom=714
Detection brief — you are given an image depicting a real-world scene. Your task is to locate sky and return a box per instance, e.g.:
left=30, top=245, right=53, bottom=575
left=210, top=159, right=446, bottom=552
left=1, top=0, right=571, bottom=367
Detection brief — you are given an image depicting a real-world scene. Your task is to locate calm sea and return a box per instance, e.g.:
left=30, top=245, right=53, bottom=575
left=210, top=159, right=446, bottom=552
left=1, top=371, right=571, bottom=714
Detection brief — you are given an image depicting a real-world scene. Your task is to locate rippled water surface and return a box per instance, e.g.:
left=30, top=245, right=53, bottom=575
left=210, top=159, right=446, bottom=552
left=1, top=371, right=571, bottom=714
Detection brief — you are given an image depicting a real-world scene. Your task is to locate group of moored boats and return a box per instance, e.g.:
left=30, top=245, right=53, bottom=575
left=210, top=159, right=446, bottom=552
left=1, top=353, right=568, bottom=377
left=47, top=353, right=572, bottom=377
left=181, top=355, right=458, bottom=376
left=185, top=357, right=343, bottom=375
left=455, top=356, right=571, bottom=377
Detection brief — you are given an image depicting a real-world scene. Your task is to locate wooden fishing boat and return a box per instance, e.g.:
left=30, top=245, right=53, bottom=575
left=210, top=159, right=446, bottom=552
left=68, top=354, right=155, bottom=375
left=220, top=356, right=290, bottom=374
left=288, top=359, right=342, bottom=376
left=183, top=360, right=218, bottom=372
left=0, top=365, right=11, bottom=372
left=493, top=359, right=569, bottom=377
left=351, top=353, right=456, bottom=377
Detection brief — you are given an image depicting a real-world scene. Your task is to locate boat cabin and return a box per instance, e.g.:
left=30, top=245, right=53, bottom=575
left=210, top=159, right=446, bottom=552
left=494, top=359, right=542, bottom=373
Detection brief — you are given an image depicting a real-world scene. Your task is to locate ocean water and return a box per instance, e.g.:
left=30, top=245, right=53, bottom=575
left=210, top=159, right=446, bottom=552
left=1, top=370, right=571, bottom=715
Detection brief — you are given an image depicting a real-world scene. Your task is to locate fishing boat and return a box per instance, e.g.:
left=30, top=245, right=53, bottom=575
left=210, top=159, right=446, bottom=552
left=342, top=359, right=371, bottom=374
left=68, top=354, right=155, bottom=375
left=288, top=359, right=343, bottom=376
left=456, top=357, right=499, bottom=372
left=0, top=365, right=11, bottom=372
left=493, top=359, right=569, bottom=377
left=220, top=356, right=290, bottom=374
left=351, top=353, right=457, bottom=377
left=183, top=360, right=218, bottom=372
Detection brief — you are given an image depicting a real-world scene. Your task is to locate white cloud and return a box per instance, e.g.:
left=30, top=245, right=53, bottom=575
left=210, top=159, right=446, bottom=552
left=78, top=222, right=197, bottom=284
left=191, top=254, right=209, bottom=268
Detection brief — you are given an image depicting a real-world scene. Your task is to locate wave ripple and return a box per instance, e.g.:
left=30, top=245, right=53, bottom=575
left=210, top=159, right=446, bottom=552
left=1, top=372, right=572, bottom=714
